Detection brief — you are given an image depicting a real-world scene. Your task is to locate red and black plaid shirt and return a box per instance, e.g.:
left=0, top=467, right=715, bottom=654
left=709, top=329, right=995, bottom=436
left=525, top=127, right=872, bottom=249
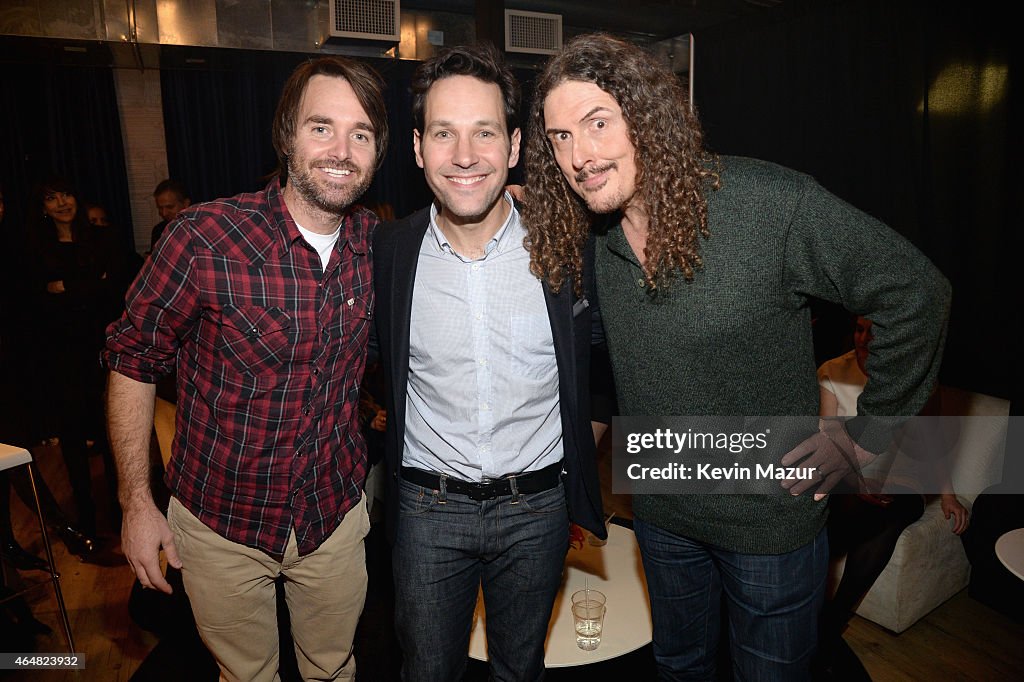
left=105, top=179, right=374, bottom=558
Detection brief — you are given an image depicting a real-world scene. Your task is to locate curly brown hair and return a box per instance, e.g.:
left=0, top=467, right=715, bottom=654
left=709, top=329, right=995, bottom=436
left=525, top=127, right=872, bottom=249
left=523, top=33, right=719, bottom=294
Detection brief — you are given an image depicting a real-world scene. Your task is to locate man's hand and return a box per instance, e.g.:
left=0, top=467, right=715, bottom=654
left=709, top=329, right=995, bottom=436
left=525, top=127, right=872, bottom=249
left=505, top=184, right=525, bottom=201
left=122, top=500, right=182, bottom=594
left=108, top=371, right=173, bottom=587
left=940, top=493, right=970, bottom=535
left=780, top=419, right=870, bottom=501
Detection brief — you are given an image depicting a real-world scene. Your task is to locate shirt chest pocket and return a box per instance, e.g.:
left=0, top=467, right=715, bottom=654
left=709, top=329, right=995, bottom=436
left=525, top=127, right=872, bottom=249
left=510, top=312, right=556, bottom=379
left=214, top=305, right=293, bottom=376
left=339, top=291, right=373, bottom=350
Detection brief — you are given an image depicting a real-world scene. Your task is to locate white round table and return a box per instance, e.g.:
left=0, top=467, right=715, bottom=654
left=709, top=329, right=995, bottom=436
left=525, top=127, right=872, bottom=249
left=468, top=523, right=652, bottom=667
left=995, top=528, right=1024, bottom=581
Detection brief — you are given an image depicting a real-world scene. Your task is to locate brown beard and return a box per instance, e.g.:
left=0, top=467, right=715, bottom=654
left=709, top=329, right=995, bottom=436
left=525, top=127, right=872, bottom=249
left=287, top=156, right=371, bottom=216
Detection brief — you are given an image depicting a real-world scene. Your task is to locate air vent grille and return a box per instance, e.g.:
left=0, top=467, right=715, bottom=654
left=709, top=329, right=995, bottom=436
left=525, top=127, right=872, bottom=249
left=505, top=10, right=562, bottom=55
left=329, top=0, right=400, bottom=41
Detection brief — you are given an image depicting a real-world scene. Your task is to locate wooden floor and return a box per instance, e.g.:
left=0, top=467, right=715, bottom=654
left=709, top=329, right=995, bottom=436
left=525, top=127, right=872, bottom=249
left=2, top=440, right=1022, bottom=681
left=3, top=444, right=151, bottom=681
left=846, top=591, right=1022, bottom=681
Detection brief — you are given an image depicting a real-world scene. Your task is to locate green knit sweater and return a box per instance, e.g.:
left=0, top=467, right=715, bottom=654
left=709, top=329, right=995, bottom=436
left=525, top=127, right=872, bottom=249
left=596, top=156, right=950, bottom=553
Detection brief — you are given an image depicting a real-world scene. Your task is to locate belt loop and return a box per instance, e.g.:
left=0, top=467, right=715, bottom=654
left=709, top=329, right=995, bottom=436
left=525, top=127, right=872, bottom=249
left=509, top=474, right=520, bottom=504
left=438, top=473, right=448, bottom=504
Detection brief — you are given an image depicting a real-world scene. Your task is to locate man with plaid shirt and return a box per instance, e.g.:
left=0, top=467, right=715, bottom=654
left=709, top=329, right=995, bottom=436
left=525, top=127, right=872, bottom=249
left=104, top=56, right=388, bottom=682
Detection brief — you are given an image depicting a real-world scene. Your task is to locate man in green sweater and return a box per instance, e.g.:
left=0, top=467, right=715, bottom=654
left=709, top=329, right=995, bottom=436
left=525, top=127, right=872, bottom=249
left=522, top=34, right=950, bottom=680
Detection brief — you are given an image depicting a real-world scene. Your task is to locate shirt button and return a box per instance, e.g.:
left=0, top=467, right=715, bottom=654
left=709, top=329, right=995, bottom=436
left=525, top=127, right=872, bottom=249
left=472, top=264, right=480, bottom=271
left=303, top=407, right=311, bottom=416
left=313, top=368, right=320, bottom=376
left=637, top=278, right=645, bottom=287
left=481, top=402, right=489, bottom=410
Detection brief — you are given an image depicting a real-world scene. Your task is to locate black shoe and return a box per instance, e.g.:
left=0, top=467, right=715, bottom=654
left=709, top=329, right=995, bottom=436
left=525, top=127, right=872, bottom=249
left=55, top=525, right=95, bottom=558
left=0, top=539, right=49, bottom=572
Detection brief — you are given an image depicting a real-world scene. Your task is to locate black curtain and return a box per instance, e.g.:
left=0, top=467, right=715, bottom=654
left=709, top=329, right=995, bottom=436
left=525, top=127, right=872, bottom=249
left=159, top=48, right=538, bottom=221
left=371, top=58, right=433, bottom=219
left=160, top=47, right=303, bottom=204
left=160, top=48, right=434, bottom=219
left=694, top=0, right=1015, bottom=397
left=0, top=37, right=134, bottom=250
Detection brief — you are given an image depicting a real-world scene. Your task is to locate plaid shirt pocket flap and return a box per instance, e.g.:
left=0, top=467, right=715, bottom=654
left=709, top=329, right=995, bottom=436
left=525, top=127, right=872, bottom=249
left=216, top=304, right=293, bottom=374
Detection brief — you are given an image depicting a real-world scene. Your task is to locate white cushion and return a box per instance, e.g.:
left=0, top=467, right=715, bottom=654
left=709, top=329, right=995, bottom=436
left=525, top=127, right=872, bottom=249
left=0, top=442, right=32, bottom=471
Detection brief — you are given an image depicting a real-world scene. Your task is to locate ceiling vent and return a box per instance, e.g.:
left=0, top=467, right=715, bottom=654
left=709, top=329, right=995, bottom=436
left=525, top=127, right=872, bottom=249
left=328, top=0, right=400, bottom=44
left=504, top=9, right=562, bottom=55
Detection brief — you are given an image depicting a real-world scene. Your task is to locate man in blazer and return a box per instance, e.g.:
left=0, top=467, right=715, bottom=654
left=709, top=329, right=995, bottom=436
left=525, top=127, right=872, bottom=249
left=371, top=44, right=606, bottom=682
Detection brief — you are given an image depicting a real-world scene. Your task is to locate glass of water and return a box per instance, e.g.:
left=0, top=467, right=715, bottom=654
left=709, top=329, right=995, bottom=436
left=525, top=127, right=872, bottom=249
left=571, top=589, right=607, bottom=651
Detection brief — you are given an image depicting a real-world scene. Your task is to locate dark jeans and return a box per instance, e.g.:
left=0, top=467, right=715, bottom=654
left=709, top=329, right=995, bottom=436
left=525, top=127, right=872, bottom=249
left=392, top=478, right=569, bottom=682
left=634, top=519, right=827, bottom=681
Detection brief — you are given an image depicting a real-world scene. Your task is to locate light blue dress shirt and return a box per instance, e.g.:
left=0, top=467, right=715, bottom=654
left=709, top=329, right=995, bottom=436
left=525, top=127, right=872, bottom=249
left=402, top=195, right=563, bottom=481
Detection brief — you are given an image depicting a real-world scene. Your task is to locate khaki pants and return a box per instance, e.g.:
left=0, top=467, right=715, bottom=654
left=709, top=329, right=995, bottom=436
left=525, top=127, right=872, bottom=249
left=167, top=496, right=370, bottom=682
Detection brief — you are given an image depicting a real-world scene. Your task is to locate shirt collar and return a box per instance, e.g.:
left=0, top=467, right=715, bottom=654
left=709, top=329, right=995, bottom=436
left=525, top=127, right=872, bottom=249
left=603, top=218, right=644, bottom=268
left=427, top=192, right=517, bottom=261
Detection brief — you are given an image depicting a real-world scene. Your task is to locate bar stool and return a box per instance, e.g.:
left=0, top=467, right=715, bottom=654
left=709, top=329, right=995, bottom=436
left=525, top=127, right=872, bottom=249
left=0, top=442, right=75, bottom=651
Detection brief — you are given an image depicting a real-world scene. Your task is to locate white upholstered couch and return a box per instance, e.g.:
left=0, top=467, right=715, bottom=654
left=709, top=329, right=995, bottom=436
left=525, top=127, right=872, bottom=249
left=831, top=386, right=1009, bottom=633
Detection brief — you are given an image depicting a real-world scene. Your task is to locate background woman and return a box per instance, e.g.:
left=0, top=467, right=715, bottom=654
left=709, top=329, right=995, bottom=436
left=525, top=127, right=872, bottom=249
left=26, top=178, right=115, bottom=541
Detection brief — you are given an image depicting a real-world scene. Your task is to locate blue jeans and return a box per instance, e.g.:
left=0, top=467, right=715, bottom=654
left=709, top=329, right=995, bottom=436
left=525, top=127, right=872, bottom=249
left=634, top=519, right=827, bottom=681
left=392, top=478, right=569, bottom=682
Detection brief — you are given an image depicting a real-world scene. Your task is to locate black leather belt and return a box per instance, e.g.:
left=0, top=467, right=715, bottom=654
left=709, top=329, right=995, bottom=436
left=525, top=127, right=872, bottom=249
left=400, top=461, right=563, bottom=501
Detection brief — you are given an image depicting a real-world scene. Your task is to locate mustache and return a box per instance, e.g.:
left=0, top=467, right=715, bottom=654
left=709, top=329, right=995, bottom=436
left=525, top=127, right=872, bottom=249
left=575, top=162, right=615, bottom=184
left=313, top=159, right=361, bottom=174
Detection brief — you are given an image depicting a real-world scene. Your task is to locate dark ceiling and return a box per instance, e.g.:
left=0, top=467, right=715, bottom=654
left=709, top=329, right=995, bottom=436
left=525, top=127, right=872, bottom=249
left=402, top=0, right=789, bottom=41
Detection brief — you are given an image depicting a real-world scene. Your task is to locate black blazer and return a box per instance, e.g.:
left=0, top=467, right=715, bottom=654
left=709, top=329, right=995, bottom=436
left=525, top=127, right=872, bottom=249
left=371, top=206, right=606, bottom=543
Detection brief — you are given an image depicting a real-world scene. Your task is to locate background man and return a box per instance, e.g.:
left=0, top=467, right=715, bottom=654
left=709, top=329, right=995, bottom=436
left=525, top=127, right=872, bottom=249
left=523, top=34, right=950, bottom=680
left=105, top=56, right=388, bottom=682
left=150, top=178, right=191, bottom=250
left=372, top=44, right=605, bottom=681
